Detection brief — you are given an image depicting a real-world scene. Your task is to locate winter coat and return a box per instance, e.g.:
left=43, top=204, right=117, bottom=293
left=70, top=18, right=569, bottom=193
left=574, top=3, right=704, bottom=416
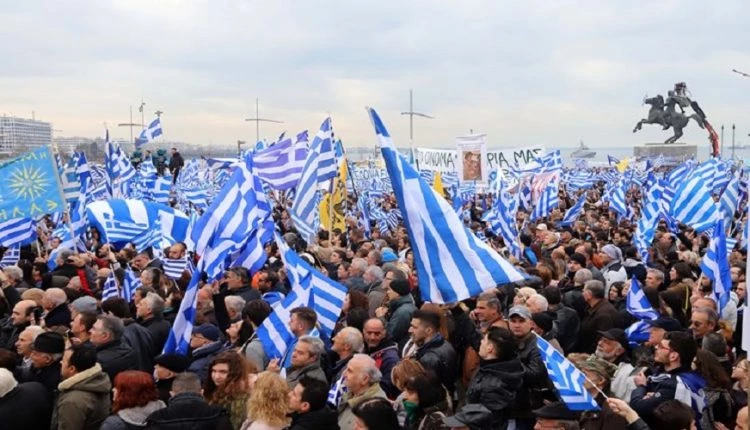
left=241, top=334, right=269, bottom=370
left=288, top=407, right=340, bottom=430
left=549, top=303, right=581, bottom=353
left=562, top=286, right=587, bottom=320
left=50, top=363, right=112, bottom=430
left=187, top=340, right=225, bottom=382
left=623, top=258, right=647, bottom=283
left=414, top=334, right=458, bottom=393
left=0, top=320, right=28, bottom=352
left=515, top=332, right=553, bottom=415
left=465, top=357, right=524, bottom=425
left=140, top=316, right=172, bottom=352
left=630, top=369, right=705, bottom=427
left=366, top=339, right=401, bottom=398
left=123, top=318, right=156, bottom=372
left=577, top=299, right=621, bottom=353
left=44, top=304, right=72, bottom=330
left=338, top=383, right=387, bottom=430
left=145, top=392, right=233, bottom=430
left=602, top=262, right=628, bottom=292
left=168, top=152, right=185, bottom=171
left=19, top=361, right=61, bottom=396
left=96, top=338, right=138, bottom=381
left=386, top=295, right=417, bottom=348
left=100, top=400, right=166, bottom=429
left=286, top=361, right=328, bottom=388
left=0, top=381, right=52, bottom=430
left=407, top=399, right=452, bottom=430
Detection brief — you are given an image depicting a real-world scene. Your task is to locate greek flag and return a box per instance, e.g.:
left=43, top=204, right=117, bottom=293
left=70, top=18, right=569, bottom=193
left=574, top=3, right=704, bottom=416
left=626, top=277, right=659, bottom=320
left=229, top=216, right=274, bottom=275
left=106, top=137, right=136, bottom=196
left=669, top=175, right=719, bottom=233
left=536, top=334, right=599, bottom=411
left=625, top=320, right=651, bottom=344
left=720, top=172, right=740, bottom=228
left=608, top=179, right=628, bottom=218
left=102, top=270, right=119, bottom=300
left=367, top=108, right=526, bottom=303
left=191, top=153, right=271, bottom=281
left=122, top=267, right=142, bottom=302
left=163, top=257, right=188, bottom=279
left=132, top=219, right=163, bottom=252
left=290, top=119, right=335, bottom=243
left=699, top=217, right=731, bottom=313
left=0, top=247, right=20, bottom=268
left=327, top=376, right=347, bottom=408
left=151, top=177, right=172, bottom=205
left=531, top=181, right=559, bottom=221
left=483, top=191, right=521, bottom=259
left=181, top=188, right=209, bottom=211
left=675, top=373, right=707, bottom=421
left=0, top=217, right=37, bottom=248
left=135, top=117, right=163, bottom=148
left=254, top=130, right=309, bottom=190
left=86, top=199, right=190, bottom=248
left=162, top=266, right=202, bottom=354
left=559, top=193, right=586, bottom=227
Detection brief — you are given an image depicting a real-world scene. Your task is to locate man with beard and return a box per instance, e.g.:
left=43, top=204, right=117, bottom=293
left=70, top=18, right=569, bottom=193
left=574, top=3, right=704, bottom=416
left=594, top=329, right=636, bottom=400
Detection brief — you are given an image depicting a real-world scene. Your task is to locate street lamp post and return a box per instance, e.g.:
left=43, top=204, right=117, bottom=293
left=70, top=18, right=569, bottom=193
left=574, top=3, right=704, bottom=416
left=400, top=89, right=434, bottom=162
left=117, top=105, right=140, bottom=145
left=732, top=124, right=736, bottom=160
left=244, top=98, right=283, bottom=144
left=237, top=140, right=247, bottom=158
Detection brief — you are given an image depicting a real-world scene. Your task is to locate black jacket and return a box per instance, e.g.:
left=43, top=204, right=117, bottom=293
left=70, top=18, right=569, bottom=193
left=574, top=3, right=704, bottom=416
left=145, top=392, right=232, bottom=430
left=288, top=407, right=340, bottom=430
left=515, top=332, right=553, bottom=415
left=140, top=316, right=172, bottom=353
left=96, top=339, right=138, bottom=381
left=465, top=358, right=524, bottom=426
left=168, top=152, right=185, bottom=171
left=44, top=304, right=72, bottom=329
left=19, top=362, right=61, bottom=397
left=0, top=381, right=53, bottom=430
left=415, top=334, right=458, bottom=393
left=123, top=318, right=156, bottom=372
left=0, top=320, right=28, bottom=353
left=577, top=299, right=621, bottom=353
left=549, top=303, right=581, bottom=353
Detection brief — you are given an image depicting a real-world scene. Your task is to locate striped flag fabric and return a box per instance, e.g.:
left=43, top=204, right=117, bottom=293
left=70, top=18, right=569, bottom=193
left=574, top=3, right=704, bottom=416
left=625, top=320, right=651, bottom=344
left=314, top=119, right=337, bottom=183
left=0, top=247, right=20, bottom=268
left=0, top=217, right=37, bottom=248
left=531, top=181, right=559, bottom=221
left=86, top=199, right=190, bottom=248
left=608, top=179, right=628, bottom=218
left=105, top=136, right=136, bottom=193
left=163, top=257, right=188, bottom=280
left=229, top=216, right=274, bottom=275
left=669, top=175, right=719, bottom=233
left=254, top=131, right=309, bottom=190
left=366, top=108, right=525, bottom=304
left=626, top=277, right=659, bottom=320
left=483, top=191, right=521, bottom=259
left=700, top=217, right=731, bottom=313
left=559, top=193, right=586, bottom=227
left=536, top=334, right=600, bottom=411
left=135, top=117, right=163, bottom=148
left=102, top=270, right=119, bottom=300
left=162, top=266, right=202, bottom=354
left=151, top=177, right=172, bottom=205
left=121, top=267, right=142, bottom=302
left=720, top=172, right=740, bottom=229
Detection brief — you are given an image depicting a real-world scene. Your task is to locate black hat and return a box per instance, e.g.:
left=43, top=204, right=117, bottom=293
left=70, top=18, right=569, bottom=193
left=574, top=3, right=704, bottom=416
left=533, top=401, right=578, bottom=420
left=389, top=279, right=411, bottom=296
left=32, top=332, right=65, bottom=354
left=569, top=253, right=587, bottom=266
left=442, top=404, right=493, bottom=428
left=154, top=353, right=191, bottom=373
left=646, top=317, right=682, bottom=332
left=531, top=312, right=554, bottom=333
left=597, top=328, right=628, bottom=350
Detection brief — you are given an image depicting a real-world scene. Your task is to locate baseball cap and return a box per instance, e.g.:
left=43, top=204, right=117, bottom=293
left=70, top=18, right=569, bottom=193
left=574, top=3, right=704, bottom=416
left=508, top=305, right=532, bottom=320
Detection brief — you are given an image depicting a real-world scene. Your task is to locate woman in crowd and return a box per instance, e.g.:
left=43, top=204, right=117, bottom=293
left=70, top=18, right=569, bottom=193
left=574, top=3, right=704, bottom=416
left=731, top=357, right=749, bottom=410
left=401, top=372, right=453, bottom=430
left=100, top=370, right=166, bottom=429
left=204, top=351, right=254, bottom=430
left=242, top=371, right=290, bottom=430
left=334, top=290, right=369, bottom=337
left=693, top=349, right=734, bottom=429
left=352, top=397, right=402, bottom=430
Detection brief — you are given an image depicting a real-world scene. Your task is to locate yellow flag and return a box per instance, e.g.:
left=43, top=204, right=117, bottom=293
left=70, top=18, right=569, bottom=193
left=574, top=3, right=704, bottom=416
left=615, top=158, right=630, bottom=173
left=320, top=158, right=348, bottom=232
left=432, top=171, right=444, bottom=196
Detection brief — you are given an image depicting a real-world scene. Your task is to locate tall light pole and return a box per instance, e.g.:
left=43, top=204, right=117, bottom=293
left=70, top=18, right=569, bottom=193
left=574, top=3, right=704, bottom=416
left=721, top=125, right=725, bottom=157
left=244, top=98, right=283, bottom=144
left=732, top=124, right=736, bottom=160
left=400, top=89, right=434, bottom=153
left=138, top=98, right=146, bottom=128
left=117, top=105, right=140, bottom=144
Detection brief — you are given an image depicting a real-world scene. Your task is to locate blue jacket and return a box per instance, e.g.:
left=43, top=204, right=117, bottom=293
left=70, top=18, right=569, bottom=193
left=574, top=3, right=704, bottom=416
left=187, top=341, right=226, bottom=382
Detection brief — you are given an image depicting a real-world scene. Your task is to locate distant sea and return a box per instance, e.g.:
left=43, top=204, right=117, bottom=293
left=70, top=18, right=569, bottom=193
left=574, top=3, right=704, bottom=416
left=557, top=144, right=749, bottom=167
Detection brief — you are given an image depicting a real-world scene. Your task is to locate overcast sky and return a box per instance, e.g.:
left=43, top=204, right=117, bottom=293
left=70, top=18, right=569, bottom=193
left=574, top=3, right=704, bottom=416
left=1, top=1, right=749, bottom=149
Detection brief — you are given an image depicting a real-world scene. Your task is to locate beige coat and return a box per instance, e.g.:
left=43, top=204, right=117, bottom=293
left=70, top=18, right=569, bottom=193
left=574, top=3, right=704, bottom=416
left=337, top=383, right=387, bottom=430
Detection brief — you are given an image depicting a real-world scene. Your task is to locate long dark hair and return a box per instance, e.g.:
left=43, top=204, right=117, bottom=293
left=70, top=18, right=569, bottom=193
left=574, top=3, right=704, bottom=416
left=694, top=349, right=731, bottom=390
left=203, top=351, right=253, bottom=404
left=404, top=371, right=446, bottom=411
left=352, top=397, right=401, bottom=430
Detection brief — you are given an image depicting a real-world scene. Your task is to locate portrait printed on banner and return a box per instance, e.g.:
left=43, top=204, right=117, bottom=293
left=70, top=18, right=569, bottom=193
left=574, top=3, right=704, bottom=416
left=461, top=150, right=482, bottom=181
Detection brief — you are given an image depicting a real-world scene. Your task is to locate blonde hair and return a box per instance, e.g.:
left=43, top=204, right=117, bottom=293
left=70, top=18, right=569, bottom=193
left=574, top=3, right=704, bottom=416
left=391, top=359, right=425, bottom=391
left=246, top=371, right=290, bottom=427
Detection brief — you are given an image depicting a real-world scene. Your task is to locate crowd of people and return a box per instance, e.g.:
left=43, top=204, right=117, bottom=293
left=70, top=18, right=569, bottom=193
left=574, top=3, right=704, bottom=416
left=0, top=179, right=748, bottom=430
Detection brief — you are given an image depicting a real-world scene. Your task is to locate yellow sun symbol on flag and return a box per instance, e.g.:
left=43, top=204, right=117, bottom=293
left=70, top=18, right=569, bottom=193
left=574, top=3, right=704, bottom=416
left=9, top=166, right=49, bottom=200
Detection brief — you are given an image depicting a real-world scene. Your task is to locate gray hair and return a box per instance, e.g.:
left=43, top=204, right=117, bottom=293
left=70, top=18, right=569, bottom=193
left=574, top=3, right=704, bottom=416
left=97, top=314, right=125, bottom=341
left=352, top=353, right=382, bottom=384
left=383, top=266, right=407, bottom=281
left=702, top=332, right=727, bottom=358
left=364, top=266, right=384, bottom=282
left=574, top=269, right=593, bottom=285
left=143, top=292, right=165, bottom=316
left=693, top=307, right=719, bottom=326
left=647, top=268, right=665, bottom=283
left=477, top=291, right=502, bottom=313
left=527, top=294, right=549, bottom=312
left=22, top=325, right=44, bottom=340
left=56, top=249, right=73, bottom=265
left=367, top=250, right=382, bottom=265
left=350, top=258, right=367, bottom=276
left=337, top=327, right=364, bottom=353
left=171, top=372, right=202, bottom=394
left=3, top=266, right=22, bottom=281
left=298, top=335, right=326, bottom=359
left=584, top=280, right=605, bottom=299
left=44, top=288, right=68, bottom=307
left=224, top=295, right=246, bottom=316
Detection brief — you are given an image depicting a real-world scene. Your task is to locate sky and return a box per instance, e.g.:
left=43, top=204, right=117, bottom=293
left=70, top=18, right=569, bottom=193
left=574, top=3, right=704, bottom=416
left=1, top=1, right=749, bottom=150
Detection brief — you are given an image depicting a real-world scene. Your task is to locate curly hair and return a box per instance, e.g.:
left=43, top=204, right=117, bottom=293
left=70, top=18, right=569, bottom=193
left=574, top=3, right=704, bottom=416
left=112, top=370, right=159, bottom=412
left=203, top=351, right=251, bottom=405
left=246, top=371, right=290, bottom=427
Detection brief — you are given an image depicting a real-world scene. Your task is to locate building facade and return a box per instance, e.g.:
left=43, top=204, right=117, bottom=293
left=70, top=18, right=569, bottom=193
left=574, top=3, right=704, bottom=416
left=0, top=116, right=53, bottom=155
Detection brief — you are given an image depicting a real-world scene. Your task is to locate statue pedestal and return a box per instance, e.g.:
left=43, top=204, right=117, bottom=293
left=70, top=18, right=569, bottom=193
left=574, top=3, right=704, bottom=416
left=634, top=143, right=697, bottom=165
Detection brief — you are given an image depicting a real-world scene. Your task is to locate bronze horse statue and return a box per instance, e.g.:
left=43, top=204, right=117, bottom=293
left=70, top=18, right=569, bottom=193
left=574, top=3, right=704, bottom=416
left=633, top=94, right=704, bottom=144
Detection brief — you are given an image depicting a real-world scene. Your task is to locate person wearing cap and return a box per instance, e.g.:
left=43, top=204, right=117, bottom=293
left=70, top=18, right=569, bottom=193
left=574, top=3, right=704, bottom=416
left=576, top=280, right=621, bottom=354
left=598, top=244, right=627, bottom=293
left=630, top=331, right=702, bottom=427
left=532, top=401, right=579, bottom=430
left=530, top=312, right=562, bottom=353
left=153, top=353, right=191, bottom=403
left=376, top=279, right=417, bottom=349
left=20, top=331, right=64, bottom=396
left=186, top=323, right=225, bottom=382
left=645, top=317, right=682, bottom=348
left=407, top=309, right=458, bottom=394
left=578, top=358, right=627, bottom=430
left=594, top=328, right=637, bottom=400
left=508, top=305, right=552, bottom=426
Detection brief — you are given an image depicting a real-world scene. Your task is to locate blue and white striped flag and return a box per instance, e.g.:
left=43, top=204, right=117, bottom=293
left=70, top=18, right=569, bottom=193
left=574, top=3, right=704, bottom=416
left=86, top=199, right=190, bottom=248
left=0, top=217, right=37, bottom=248
left=367, top=108, right=526, bottom=303
left=536, top=334, right=600, bottom=411
left=229, top=216, right=274, bottom=275
left=531, top=181, right=559, bottom=221
left=162, top=266, right=202, bottom=354
left=0, top=247, right=21, bottom=268
left=626, top=277, right=659, bottom=320
left=163, top=257, right=188, bottom=280
left=102, top=270, right=119, bottom=300
left=720, top=172, right=740, bottom=229
left=105, top=135, right=136, bottom=194
left=151, top=177, right=172, bottom=205
left=483, top=191, right=521, bottom=259
left=122, top=267, right=142, bottom=302
left=327, top=376, right=347, bottom=408
left=559, top=193, right=586, bottom=227
left=699, top=217, right=731, bottom=313
left=135, top=117, right=163, bottom=148
left=254, top=131, right=309, bottom=190
left=625, top=320, right=651, bottom=344
left=314, top=119, right=337, bottom=183
left=608, top=179, right=628, bottom=218
left=669, top=175, right=719, bottom=233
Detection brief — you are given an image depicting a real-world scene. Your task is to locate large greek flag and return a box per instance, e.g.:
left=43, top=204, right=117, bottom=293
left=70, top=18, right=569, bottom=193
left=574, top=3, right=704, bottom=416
left=559, top=192, right=586, bottom=227
left=86, top=199, right=190, bottom=248
left=135, top=117, right=163, bottom=149
left=0, top=217, right=37, bottom=248
left=254, top=131, right=309, bottom=190
left=626, top=277, right=659, bottom=320
left=700, top=217, right=731, bottom=313
left=536, top=334, right=600, bottom=411
left=366, top=108, right=525, bottom=303
left=669, top=174, right=719, bottom=233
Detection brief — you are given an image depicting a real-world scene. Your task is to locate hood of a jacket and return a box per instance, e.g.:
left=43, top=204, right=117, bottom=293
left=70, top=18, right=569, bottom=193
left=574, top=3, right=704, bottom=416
left=478, top=357, right=525, bottom=389
left=118, top=400, right=166, bottom=426
left=58, top=363, right=111, bottom=393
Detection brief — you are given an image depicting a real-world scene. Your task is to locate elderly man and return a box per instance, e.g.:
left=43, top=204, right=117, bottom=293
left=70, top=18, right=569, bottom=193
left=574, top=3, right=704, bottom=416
left=645, top=268, right=665, bottom=290
left=362, top=318, right=400, bottom=398
left=22, top=331, right=65, bottom=396
left=90, top=314, right=137, bottom=381
left=343, top=258, right=368, bottom=293
left=14, top=325, right=44, bottom=380
left=330, top=327, right=364, bottom=383
left=136, top=292, right=171, bottom=352
left=369, top=267, right=405, bottom=317
left=594, top=328, right=637, bottom=400
left=42, top=288, right=71, bottom=331
left=337, top=354, right=387, bottom=429
left=0, top=299, right=38, bottom=352
left=2, top=266, right=29, bottom=300
left=690, top=307, right=719, bottom=344
left=284, top=335, right=328, bottom=388
left=564, top=267, right=592, bottom=319
left=576, top=280, right=620, bottom=353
